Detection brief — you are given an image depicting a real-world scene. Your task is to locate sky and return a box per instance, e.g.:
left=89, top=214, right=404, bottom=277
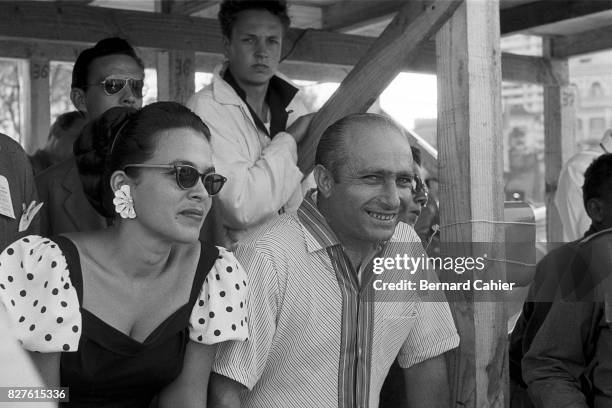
left=293, top=72, right=438, bottom=131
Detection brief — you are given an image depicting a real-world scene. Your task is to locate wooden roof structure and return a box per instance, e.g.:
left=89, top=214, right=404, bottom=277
left=2, top=1, right=612, bottom=406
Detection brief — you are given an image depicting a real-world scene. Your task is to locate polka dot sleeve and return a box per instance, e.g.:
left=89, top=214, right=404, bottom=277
left=0, top=235, right=81, bottom=353
left=189, top=247, right=248, bottom=344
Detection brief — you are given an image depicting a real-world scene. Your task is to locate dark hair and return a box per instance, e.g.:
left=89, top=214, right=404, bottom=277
left=48, top=111, right=85, bottom=140
left=218, top=0, right=290, bottom=39
left=582, top=153, right=612, bottom=207
left=74, top=102, right=211, bottom=218
left=315, top=113, right=406, bottom=180
left=71, top=37, right=144, bottom=90
left=411, top=146, right=421, bottom=167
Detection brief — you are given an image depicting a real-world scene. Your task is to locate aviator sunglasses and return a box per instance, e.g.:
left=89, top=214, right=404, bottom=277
left=88, top=75, right=145, bottom=98
left=123, top=164, right=227, bottom=196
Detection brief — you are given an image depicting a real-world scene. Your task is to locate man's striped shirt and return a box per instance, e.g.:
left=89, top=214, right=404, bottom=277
left=213, top=193, right=459, bottom=408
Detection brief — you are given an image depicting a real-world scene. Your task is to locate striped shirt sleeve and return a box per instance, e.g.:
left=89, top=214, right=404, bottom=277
left=212, top=242, right=279, bottom=390
left=396, top=299, right=459, bottom=368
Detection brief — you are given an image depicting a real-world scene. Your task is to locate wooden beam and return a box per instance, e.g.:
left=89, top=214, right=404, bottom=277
left=322, top=0, right=404, bottom=32
left=436, top=0, right=506, bottom=406
left=500, top=0, right=612, bottom=35
left=543, top=38, right=575, bottom=243
left=22, top=58, right=50, bottom=154
left=169, top=0, right=216, bottom=15
left=324, top=0, right=612, bottom=37
left=0, top=2, right=224, bottom=54
left=298, top=0, right=462, bottom=173
left=0, top=2, right=553, bottom=85
left=0, top=40, right=157, bottom=67
left=551, top=24, right=612, bottom=57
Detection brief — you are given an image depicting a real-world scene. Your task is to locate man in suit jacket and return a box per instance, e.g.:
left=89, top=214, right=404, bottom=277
left=0, top=134, right=40, bottom=251
left=36, top=37, right=145, bottom=236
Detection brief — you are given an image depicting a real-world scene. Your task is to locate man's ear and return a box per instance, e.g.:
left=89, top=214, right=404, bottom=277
left=222, top=35, right=231, bottom=59
left=586, top=198, right=603, bottom=223
left=313, top=164, right=334, bottom=198
left=70, top=88, right=88, bottom=116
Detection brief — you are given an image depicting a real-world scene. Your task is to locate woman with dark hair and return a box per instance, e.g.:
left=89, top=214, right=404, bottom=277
left=0, top=102, right=248, bottom=407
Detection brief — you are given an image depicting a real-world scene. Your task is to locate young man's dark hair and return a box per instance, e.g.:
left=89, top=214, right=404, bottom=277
left=218, top=0, right=290, bottom=38
left=582, top=153, right=612, bottom=206
left=71, top=37, right=144, bottom=90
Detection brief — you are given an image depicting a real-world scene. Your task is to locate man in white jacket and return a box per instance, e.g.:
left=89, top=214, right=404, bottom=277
left=187, top=0, right=313, bottom=246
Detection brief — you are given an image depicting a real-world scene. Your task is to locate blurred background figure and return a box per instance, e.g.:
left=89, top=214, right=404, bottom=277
left=0, top=306, right=56, bottom=408
left=555, top=129, right=612, bottom=242
left=415, top=176, right=440, bottom=255
left=29, top=111, right=86, bottom=175
left=0, top=133, right=40, bottom=252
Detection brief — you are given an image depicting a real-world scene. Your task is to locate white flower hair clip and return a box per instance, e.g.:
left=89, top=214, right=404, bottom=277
left=112, top=185, right=136, bottom=219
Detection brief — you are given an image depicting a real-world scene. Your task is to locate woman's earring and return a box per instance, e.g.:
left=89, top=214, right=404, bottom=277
left=113, top=185, right=136, bottom=219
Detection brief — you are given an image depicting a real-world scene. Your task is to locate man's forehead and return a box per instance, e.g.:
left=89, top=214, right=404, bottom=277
left=233, top=10, right=284, bottom=33
left=342, top=123, right=412, bottom=167
left=89, top=54, right=143, bottom=79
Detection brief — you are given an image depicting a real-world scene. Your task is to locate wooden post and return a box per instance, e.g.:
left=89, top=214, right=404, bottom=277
left=543, top=38, right=576, bottom=244
left=156, top=50, right=195, bottom=103
left=156, top=0, right=195, bottom=104
left=20, top=58, right=50, bottom=153
left=436, top=0, right=506, bottom=406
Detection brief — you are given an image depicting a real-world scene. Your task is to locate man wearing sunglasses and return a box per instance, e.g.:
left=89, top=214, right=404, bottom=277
left=210, top=114, right=458, bottom=408
left=35, top=37, right=145, bottom=236
left=187, top=0, right=314, bottom=247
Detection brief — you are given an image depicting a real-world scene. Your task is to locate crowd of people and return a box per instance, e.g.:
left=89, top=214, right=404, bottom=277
left=0, top=0, right=609, bottom=407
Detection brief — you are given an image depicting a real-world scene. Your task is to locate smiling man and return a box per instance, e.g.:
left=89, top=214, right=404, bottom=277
left=187, top=0, right=314, bottom=247
left=209, top=114, right=458, bottom=408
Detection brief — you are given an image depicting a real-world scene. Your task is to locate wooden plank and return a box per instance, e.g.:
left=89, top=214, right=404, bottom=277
left=322, top=0, right=404, bottom=31
left=543, top=38, right=575, bottom=243
left=169, top=0, right=216, bottom=15
left=500, top=0, right=612, bottom=35
left=324, top=0, right=612, bottom=36
left=297, top=0, right=463, bottom=174
left=22, top=58, right=51, bottom=154
left=0, top=1, right=224, bottom=54
left=551, top=24, right=612, bottom=57
left=0, top=40, right=158, bottom=68
left=436, top=0, right=506, bottom=406
left=0, top=37, right=554, bottom=86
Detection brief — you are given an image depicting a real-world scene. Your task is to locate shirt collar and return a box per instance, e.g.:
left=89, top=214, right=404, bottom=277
left=221, top=66, right=298, bottom=111
left=221, top=66, right=298, bottom=137
left=297, top=189, right=390, bottom=255
left=297, top=190, right=341, bottom=253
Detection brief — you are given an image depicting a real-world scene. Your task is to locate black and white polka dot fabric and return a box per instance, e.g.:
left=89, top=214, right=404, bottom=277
left=0, top=235, right=81, bottom=352
left=189, top=247, right=248, bottom=344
